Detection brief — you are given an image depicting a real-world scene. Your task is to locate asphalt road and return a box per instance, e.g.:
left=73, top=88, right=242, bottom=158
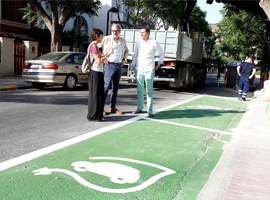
left=0, top=80, right=207, bottom=163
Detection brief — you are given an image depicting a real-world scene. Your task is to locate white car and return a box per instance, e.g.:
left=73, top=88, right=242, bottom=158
left=22, top=52, right=88, bottom=90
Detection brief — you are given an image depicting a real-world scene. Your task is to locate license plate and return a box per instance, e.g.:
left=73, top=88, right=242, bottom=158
left=30, top=64, right=42, bottom=69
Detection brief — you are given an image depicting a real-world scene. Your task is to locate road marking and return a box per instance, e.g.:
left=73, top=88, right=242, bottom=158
left=0, top=96, right=202, bottom=171
left=146, top=118, right=233, bottom=135
left=32, top=156, right=175, bottom=193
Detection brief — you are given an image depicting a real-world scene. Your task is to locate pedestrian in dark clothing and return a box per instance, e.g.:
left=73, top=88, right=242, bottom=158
left=87, top=28, right=114, bottom=121
left=237, top=56, right=256, bottom=101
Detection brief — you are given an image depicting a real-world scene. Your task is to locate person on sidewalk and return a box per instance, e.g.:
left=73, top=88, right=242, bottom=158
left=98, top=23, right=129, bottom=115
left=237, top=55, right=256, bottom=101
left=87, top=28, right=114, bottom=121
left=131, top=27, right=165, bottom=117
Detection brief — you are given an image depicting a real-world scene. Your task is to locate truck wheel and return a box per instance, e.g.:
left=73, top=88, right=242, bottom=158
left=174, top=66, right=182, bottom=88
left=183, top=64, right=190, bottom=88
left=189, top=69, right=195, bottom=88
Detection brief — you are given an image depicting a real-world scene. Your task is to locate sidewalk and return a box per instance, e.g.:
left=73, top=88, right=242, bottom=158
left=1, top=76, right=270, bottom=199
left=0, top=76, right=32, bottom=90
left=198, top=88, right=270, bottom=199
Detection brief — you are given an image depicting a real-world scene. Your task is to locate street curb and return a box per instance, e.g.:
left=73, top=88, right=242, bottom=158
left=0, top=85, right=18, bottom=91
left=197, top=98, right=257, bottom=200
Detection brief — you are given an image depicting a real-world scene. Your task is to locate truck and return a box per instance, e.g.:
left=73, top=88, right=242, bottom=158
left=120, top=29, right=207, bottom=89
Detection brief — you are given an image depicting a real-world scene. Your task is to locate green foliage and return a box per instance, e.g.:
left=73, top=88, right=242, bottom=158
left=122, top=0, right=211, bottom=34
left=121, top=0, right=163, bottom=28
left=20, top=0, right=101, bottom=51
left=190, top=6, right=212, bottom=37
left=20, top=0, right=101, bottom=27
left=216, top=4, right=264, bottom=60
left=122, top=0, right=213, bottom=56
left=20, top=7, right=39, bottom=24
left=143, top=0, right=186, bottom=29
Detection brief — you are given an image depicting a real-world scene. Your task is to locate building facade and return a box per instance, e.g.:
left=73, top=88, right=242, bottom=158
left=0, top=0, right=132, bottom=76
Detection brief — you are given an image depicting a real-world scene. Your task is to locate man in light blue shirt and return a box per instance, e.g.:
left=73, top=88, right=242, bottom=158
left=132, top=27, right=165, bottom=117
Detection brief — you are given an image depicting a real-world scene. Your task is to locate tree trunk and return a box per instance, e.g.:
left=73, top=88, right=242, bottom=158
left=48, top=0, right=63, bottom=52
left=50, top=24, right=63, bottom=52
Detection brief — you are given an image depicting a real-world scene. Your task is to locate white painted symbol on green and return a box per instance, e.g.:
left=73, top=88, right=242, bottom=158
left=72, top=161, right=140, bottom=184
left=33, top=156, right=176, bottom=193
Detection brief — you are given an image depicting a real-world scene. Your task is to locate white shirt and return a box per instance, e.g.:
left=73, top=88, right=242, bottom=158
left=91, top=59, right=103, bottom=72
left=107, top=40, right=123, bottom=63
left=132, top=38, right=165, bottom=71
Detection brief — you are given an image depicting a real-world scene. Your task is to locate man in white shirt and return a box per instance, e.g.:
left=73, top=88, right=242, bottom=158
left=132, top=27, right=165, bottom=117
left=98, top=24, right=129, bottom=115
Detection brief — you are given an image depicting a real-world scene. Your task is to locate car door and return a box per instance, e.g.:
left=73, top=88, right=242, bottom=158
left=66, top=53, right=88, bottom=84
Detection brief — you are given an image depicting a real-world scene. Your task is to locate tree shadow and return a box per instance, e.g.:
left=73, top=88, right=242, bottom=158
left=154, top=108, right=245, bottom=120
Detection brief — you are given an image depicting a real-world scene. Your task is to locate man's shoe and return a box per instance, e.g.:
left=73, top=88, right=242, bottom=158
left=148, top=112, right=154, bottom=118
left=242, top=97, right=246, bottom=101
left=132, top=108, right=144, bottom=114
left=111, top=107, right=124, bottom=114
left=95, top=118, right=105, bottom=122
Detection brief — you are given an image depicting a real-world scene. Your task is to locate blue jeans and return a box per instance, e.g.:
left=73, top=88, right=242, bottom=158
left=104, top=63, right=122, bottom=108
left=135, top=69, right=155, bottom=113
left=238, top=76, right=249, bottom=99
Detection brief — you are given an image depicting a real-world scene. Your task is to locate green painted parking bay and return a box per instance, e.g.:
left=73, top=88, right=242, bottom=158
left=0, top=96, right=247, bottom=200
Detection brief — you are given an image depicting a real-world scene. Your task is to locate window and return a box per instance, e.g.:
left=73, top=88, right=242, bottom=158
left=74, top=16, right=88, bottom=38
left=1, top=0, right=28, bottom=24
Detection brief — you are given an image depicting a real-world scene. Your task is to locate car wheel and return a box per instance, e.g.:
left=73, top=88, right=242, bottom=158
left=64, top=74, right=77, bottom=90
left=32, top=83, right=46, bottom=89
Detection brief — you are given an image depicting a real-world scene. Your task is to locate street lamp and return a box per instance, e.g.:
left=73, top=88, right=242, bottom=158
left=106, top=7, right=118, bottom=35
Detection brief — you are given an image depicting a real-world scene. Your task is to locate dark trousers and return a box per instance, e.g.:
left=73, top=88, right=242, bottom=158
left=104, top=63, right=122, bottom=109
left=238, top=76, right=249, bottom=99
left=87, top=70, right=104, bottom=120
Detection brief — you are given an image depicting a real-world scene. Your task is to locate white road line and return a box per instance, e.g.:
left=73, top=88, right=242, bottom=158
left=0, top=96, right=202, bottom=171
left=145, top=118, right=233, bottom=135
left=153, top=94, right=233, bottom=135
left=156, top=95, right=203, bottom=112
left=0, top=117, right=140, bottom=172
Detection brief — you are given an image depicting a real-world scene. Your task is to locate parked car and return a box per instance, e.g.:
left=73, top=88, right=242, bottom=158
left=22, top=52, right=88, bottom=90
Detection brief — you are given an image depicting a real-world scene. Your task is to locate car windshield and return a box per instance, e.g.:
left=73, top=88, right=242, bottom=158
left=34, top=52, right=68, bottom=61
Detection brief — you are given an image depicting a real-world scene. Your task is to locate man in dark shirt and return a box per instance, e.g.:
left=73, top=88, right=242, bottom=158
left=237, top=56, right=256, bottom=101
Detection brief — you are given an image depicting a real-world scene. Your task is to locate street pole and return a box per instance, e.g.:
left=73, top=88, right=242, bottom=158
left=106, top=7, right=118, bottom=35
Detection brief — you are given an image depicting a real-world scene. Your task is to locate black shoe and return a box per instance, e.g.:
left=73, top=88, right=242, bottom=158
left=242, top=97, right=246, bottom=101
left=148, top=112, right=154, bottom=118
left=132, top=108, right=144, bottom=114
left=96, top=118, right=105, bottom=122
left=87, top=117, right=105, bottom=122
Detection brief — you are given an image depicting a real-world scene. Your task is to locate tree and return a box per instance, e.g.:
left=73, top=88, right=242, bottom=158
left=121, top=0, right=213, bottom=55
left=122, top=0, right=211, bottom=33
left=217, top=4, right=264, bottom=60
left=21, top=0, right=101, bottom=52
left=121, top=0, right=159, bottom=28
